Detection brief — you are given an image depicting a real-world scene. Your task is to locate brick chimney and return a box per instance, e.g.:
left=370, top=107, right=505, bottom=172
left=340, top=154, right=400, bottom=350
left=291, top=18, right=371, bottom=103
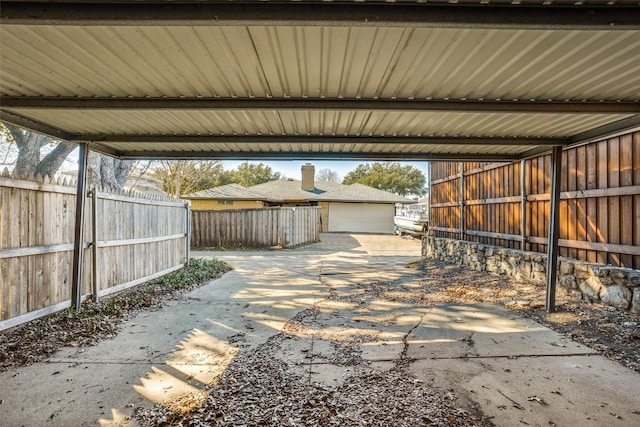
left=301, top=163, right=315, bottom=191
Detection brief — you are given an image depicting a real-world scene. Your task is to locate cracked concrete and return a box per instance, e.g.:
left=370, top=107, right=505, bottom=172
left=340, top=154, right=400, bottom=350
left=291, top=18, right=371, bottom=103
left=1, top=233, right=639, bottom=426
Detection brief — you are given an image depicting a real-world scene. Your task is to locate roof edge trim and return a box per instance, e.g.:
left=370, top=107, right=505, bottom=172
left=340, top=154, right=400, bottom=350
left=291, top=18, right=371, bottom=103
left=2, top=3, right=639, bottom=30
left=4, top=97, right=639, bottom=114
left=107, top=150, right=520, bottom=162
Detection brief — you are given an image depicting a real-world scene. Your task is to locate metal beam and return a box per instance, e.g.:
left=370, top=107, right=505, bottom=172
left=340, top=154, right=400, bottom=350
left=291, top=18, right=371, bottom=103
left=569, top=114, right=640, bottom=145
left=71, top=142, right=89, bottom=311
left=2, top=3, right=639, bottom=30
left=80, top=134, right=565, bottom=146
left=0, top=110, right=73, bottom=141
left=103, top=150, right=523, bottom=162
left=3, top=97, right=639, bottom=114
left=545, top=145, right=563, bottom=313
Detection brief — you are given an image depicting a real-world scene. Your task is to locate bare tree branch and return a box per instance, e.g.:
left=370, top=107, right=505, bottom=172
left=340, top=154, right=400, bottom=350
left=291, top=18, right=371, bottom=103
left=38, top=141, right=75, bottom=178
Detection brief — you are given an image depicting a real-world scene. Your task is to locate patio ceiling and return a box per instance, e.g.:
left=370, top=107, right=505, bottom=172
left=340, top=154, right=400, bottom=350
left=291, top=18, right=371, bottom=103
left=1, top=1, right=640, bottom=161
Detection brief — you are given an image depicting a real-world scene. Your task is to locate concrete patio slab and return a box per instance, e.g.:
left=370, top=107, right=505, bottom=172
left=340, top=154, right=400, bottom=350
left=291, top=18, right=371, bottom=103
left=1, top=234, right=639, bottom=427
left=411, top=354, right=640, bottom=427
left=408, top=303, right=595, bottom=360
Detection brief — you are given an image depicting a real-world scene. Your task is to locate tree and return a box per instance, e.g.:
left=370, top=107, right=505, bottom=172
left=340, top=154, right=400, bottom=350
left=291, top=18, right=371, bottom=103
left=86, top=152, right=133, bottom=191
left=3, top=123, right=75, bottom=178
left=2, top=123, right=132, bottom=190
left=343, top=162, right=426, bottom=196
left=227, top=162, right=282, bottom=187
left=151, top=160, right=227, bottom=197
left=316, top=168, right=340, bottom=182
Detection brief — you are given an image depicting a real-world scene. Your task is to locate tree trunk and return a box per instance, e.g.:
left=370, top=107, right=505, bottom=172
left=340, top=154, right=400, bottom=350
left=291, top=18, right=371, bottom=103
left=5, top=124, right=48, bottom=178
left=38, top=141, right=75, bottom=178
left=4, top=124, right=77, bottom=179
left=87, top=152, right=133, bottom=192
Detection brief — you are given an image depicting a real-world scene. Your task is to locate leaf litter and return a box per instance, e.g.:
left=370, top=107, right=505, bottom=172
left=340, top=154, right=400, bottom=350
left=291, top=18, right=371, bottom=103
left=0, top=258, right=231, bottom=371
left=2, top=256, right=637, bottom=426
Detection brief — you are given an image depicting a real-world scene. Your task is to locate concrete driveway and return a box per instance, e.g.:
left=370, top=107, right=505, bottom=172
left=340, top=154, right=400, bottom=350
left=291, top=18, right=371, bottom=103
left=1, top=233, right=638, bottom=426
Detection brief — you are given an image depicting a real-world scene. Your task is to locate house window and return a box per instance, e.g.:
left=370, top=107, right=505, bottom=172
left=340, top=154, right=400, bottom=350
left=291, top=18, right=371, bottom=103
left=217, top=200, right=234, bottom=205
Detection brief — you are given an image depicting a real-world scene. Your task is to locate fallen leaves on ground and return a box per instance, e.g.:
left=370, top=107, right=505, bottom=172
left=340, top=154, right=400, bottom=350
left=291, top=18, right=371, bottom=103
left=137, top=333, right=485, bottom=427
left=414, top=260, right=640, bottom=372
left=0, top=258, right=231, bottom=371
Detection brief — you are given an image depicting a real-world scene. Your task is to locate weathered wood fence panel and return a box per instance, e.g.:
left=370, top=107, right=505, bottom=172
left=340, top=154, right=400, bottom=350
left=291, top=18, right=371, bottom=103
left=430, top=130, right=640, bottom=269
left=191, top=206, right=321, bottom=249
left=0, top=175, right=188, bottom=330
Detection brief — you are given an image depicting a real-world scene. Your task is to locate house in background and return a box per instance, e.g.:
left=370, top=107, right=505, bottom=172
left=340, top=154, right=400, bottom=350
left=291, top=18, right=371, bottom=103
left=183, top=164, right=414, bottom=234
left=183, top=183, right=268, bottom=210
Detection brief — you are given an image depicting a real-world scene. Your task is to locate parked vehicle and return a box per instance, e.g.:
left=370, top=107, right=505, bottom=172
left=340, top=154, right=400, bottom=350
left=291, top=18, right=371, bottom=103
left=394, top=201, right=428, bottom=236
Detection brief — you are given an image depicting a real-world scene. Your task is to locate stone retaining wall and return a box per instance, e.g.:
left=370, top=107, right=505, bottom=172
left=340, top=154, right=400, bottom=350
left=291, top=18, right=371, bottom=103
left=423, top=237, right=640, bottom=313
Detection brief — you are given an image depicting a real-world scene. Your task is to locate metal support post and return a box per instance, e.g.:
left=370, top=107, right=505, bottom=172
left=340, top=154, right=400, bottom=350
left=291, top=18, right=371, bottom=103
left=520, top=160, right=527, bottom=251
left=185, top=202, right=190, bottom=267
left=545, top=146, right=563, bottom=312
left=427, top=161, right=432, bottom=237
left=459, top=162, right=465, bottom=241
left=90, top=187, right=98, bottom=302
left=71, top=142, right=89, bottom=310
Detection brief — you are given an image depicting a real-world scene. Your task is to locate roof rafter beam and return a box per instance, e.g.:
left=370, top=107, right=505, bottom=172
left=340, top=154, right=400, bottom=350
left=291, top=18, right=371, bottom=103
left=568, top=114, right=640, bottom=145
left=0, top=110, right=74, bottom=141
left=4, top=97, right=639, bottom=114
left=1, top=3, right=639, bottom=30
left=95, top=149, right=520, bottom=162
left=77, top=135, right=566, bottom=147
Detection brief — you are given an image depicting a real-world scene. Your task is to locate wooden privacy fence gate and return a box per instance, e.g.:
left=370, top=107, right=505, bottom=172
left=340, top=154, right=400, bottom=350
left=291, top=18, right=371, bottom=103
left=429, top=130, right=640, bottom=270
left=0, top=174, right=189, bottom=330
left=191, top=206, right=321, bottom=249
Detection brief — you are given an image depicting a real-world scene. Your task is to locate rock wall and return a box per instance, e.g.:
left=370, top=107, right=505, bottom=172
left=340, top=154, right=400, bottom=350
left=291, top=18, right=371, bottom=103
left=423, top=237, right=640, bottom=313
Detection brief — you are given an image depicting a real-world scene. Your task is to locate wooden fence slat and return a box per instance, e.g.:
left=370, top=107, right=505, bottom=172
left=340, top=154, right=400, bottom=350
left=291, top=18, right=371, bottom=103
left=620, top=133, right=634, bottom=267
left=608, top=137, right=621, bottom=265
left=189, top=206, right=320, bottom=249
left=430, top=130, right=640, bottom=269
left=0, top=176, right=188, bottom=330
left=634, top=132, right=640, bottom=267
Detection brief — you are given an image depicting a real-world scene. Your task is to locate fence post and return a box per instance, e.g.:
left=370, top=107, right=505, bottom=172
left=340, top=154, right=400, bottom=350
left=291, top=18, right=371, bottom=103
left=459, top=162, right=465, bottom=241
left=520, top=160, right=527, bottom=251
left=71, top=142, right=89, bottom=310
left=184, top=202, right=190, bottom=267
left=427, top=162, right=432, bottom=237
left=546, top=146, right=563, bottom=312
left=90, top=187, right=98, bottom=302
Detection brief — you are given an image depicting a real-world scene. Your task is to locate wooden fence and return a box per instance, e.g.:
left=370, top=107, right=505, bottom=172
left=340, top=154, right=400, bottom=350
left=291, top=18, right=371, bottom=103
left=430, top=130, right=640, bottom=270
left=191, top=206, right=321, bottom=249
left=0, top=173, right=189, bottom=330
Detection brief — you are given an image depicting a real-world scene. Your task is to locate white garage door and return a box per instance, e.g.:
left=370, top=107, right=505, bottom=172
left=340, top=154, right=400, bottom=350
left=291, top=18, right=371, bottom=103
left=328, top=203, right=395, bottom=233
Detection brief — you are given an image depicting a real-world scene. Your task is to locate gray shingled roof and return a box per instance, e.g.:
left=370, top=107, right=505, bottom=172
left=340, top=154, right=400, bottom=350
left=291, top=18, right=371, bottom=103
left=313, top=183, right=414, bottom=204
left=249, top=180, right=413, bottom=204
left=182, top=183, right=267, bottom=200
left=184, top=179, right=415, bottom=204
left=249, top=179, right=342, bottom=202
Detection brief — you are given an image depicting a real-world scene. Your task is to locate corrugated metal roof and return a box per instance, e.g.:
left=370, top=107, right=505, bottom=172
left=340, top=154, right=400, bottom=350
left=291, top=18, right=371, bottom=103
left=2, top=109, right=632, bottom=139
left=182, top=183, right=268, bottom=200
left=1, top=3, right=639, bottom=160
left=3, top=26, right=639, bottom=101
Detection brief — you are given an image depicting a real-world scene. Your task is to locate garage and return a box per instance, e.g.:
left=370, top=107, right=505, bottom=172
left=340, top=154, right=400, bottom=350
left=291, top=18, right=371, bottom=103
left=327, top=202, right=395, bottom=234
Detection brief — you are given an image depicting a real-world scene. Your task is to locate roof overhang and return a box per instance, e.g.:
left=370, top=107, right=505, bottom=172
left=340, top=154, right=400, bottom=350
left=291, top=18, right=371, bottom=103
left=2, top=1, right=640, bottom=161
